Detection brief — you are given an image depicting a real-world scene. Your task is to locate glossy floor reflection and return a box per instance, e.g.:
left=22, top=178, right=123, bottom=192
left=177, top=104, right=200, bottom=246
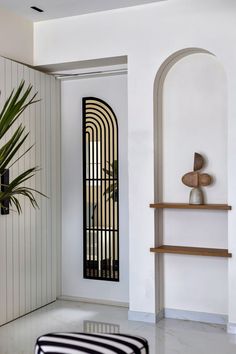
left=0, top=300, right=236, bottom=354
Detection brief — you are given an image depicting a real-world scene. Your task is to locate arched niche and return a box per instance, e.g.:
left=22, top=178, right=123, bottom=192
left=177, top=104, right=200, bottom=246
left=153, top=48, right=228, bottom=317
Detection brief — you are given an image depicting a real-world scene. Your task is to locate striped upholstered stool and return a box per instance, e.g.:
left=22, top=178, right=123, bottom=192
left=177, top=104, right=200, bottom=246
left=35, top=332, right=149, bottom=353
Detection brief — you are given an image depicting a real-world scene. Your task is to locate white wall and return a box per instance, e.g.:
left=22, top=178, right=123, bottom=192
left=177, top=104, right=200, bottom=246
left=61, top=74, right=129, bottom=303
left=0, top=7, right=33, bottom=65
left=161, top=53, right=228, bottom=314
left=34, top=0, right=236, bottom=325
left=0, top=56, right=61, bottom=325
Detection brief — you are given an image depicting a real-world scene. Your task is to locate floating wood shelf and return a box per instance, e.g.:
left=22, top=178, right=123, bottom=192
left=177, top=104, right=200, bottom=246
left=150, top=245, right=232, bottom=258
left=150, top=203, right=231, bottom=210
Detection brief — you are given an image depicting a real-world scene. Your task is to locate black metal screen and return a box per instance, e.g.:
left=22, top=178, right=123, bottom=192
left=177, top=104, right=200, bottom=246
left=1, top=169, right=10, bottom=215
left=83, top=97, right=119, bottom=281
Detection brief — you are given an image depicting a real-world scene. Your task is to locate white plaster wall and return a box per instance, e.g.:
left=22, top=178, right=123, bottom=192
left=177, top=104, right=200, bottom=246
left=162, top=53, right=228, bottom=314
left=34, top=0, right=236, bottom=323
left=0, top=7, right=33, bottom=65
left=61, top=74, right=129, bottom=303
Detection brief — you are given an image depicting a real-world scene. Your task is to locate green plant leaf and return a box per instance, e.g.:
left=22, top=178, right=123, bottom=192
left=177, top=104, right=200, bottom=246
left=0, top=81, right=45, bottom=214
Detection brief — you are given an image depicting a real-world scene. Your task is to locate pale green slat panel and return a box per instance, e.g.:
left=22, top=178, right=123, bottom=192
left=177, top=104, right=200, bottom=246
left=0, top=57, right=60, bottom=325
left=5, top=58, right=14, bottom=322
left=29, top=67, right=37, bottom=311
left=40, top=72, right=48, bottom=306
left=55, top=79, right=62, bottom=297
left=17, top=62, right=26, bottom=317
left=45, top=75, right=52, bottom=303
left=35, top=68, right=43, bottom=307
left=50, top=77, right=60, bottom=301
left=11, top=60, right=20, bottom=320
left=35, top=70, right=43, bottom=309
left=23, top=64, right=31, bottom=315
left=0, top=57, right=7, bottom=325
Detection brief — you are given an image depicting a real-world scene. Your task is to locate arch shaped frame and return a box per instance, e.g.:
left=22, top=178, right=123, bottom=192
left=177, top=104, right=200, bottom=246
left=82, top=97, right=119, bottom=281
left=153, top=47, right=229, bottom=319
left=153, top=47, right=214, bottom=202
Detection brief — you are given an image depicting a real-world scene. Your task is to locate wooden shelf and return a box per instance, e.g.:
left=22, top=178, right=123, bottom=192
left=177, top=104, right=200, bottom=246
left=150, top=203, right=231, bottom=210
left=150, top=245, right=232, bottom=258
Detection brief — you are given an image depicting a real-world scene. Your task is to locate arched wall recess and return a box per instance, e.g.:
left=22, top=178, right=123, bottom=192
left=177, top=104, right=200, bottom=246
left=83, top=97, right=119, bottom=282
left=153, top=48, right=229, bottom=321
left=153, top=48, right=213, bottom=203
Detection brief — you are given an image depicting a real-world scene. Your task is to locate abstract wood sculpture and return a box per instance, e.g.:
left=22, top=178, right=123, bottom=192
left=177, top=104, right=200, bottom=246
left=182, top=153, right=212, bottom=204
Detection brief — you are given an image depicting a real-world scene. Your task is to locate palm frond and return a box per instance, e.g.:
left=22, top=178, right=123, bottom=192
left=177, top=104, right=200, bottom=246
left=0, top=81, right=39, bottom=140
left=102, top=160, right=118, bottom=202
left=0, top=81, right=45, bottom=214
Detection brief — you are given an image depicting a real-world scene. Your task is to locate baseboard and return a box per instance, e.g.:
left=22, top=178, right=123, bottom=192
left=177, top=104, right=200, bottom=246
left=227, top=323, right=236, bottom=334
left=128, top=310, right=164, bottom=323
left=58, top=298, right=229, bottom=327
left=58, top=295, right=129, bottom=308
left=164, top=308, right=228, bottom=325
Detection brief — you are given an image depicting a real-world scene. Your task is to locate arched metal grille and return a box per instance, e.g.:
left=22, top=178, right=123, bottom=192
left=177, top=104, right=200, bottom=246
left=83, top=97, right=119, bottom=281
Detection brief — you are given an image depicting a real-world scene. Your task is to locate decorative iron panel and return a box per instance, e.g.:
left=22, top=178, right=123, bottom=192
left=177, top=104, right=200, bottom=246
left=83, top=97, right=119, bottom=281
left=1, top=169, right=10, bottom=215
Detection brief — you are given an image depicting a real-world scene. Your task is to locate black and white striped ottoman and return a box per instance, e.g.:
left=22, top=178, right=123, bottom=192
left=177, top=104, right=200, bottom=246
left=35, top=332, right=149, bottom=354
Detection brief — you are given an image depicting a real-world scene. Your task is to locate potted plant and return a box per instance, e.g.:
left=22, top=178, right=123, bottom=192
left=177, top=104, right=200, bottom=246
left=0, top=81, right=45, bottom=214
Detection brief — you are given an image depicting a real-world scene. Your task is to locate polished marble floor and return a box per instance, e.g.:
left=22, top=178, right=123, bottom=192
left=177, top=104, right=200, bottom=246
left=0, top=300, right=236, bottom=354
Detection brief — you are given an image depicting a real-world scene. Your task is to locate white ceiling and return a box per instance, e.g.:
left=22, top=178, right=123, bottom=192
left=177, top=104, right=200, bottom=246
left=0, top=0, right=164, bottom=22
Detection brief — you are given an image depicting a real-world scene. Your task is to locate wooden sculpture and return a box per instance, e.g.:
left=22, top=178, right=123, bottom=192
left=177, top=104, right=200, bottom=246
left=182, top=153, right=212, bottom=204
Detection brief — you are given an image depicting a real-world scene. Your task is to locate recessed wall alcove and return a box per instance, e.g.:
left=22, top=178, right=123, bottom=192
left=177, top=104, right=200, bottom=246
left=153, top=48, right=229, bottom=322
left=60, top=55, right=129, bottom=305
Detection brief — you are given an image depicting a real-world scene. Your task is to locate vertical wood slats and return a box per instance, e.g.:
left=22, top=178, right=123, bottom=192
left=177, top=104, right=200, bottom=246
left=0, top=56, right=60, bottom=326
left=0, top=58, right=7, bottom=323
